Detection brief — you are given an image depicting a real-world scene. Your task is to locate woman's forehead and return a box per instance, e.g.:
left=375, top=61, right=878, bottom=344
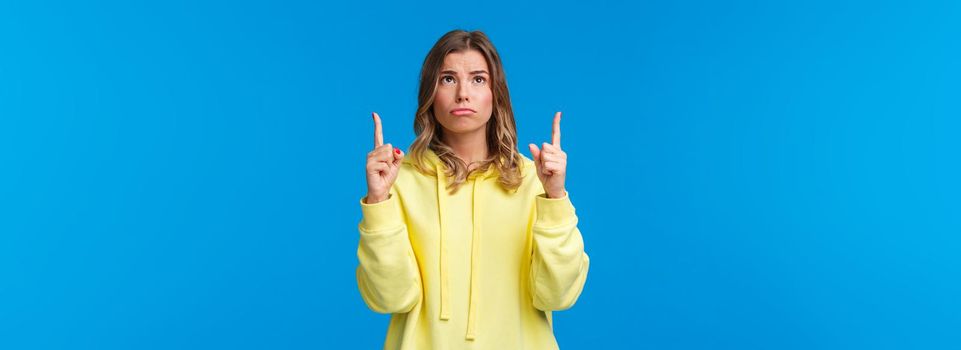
left=441, top=50, right=489, bottom=73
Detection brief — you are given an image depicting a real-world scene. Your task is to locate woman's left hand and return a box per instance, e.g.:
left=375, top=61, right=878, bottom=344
left=529, top=112, right=567, bottom=198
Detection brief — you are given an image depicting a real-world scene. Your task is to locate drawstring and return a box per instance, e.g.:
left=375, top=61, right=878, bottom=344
left=435, top=160, right=450, bottom=321
left=432, top=150, right=489, bottom=340
left=465, top=174, right=483, bottom=340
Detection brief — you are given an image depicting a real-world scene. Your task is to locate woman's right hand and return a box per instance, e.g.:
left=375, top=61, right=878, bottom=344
left=366, top=112, right=404, bottom=204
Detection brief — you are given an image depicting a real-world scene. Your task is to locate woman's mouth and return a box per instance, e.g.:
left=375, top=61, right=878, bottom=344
left=450, top=108, right=476, bottom=116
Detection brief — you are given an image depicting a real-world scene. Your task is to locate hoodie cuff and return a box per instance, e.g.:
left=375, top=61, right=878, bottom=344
left=359, top=194, right=404, bottom=232
left=535, top=192, right=576, bottom=229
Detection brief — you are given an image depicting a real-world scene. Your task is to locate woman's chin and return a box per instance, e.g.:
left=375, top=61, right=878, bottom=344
left=437, top=118, right=482, bottom=132
left=440, top=123, right=487, bottom=136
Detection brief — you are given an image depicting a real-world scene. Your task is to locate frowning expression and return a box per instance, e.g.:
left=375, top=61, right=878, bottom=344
left=432, top=49, right=494, bottom=137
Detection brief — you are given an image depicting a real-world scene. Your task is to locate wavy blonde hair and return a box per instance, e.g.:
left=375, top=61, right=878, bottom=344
left=409, top=30, right=523, bottom=194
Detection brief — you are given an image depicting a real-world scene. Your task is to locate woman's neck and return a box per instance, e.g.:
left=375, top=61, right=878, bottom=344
left=443, top=129, right=489, bottom=168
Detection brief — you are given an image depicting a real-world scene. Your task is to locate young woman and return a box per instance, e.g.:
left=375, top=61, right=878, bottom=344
left=356, top=29, right=589, bottom=350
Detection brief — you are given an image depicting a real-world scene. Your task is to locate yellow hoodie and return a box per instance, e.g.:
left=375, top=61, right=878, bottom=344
left=356, top=149, right=590, bottom=349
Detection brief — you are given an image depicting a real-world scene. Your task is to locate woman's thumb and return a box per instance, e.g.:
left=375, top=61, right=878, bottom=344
left=392, top=147, right=405, bottom=165
left=528, top=143, right=541, bottom=164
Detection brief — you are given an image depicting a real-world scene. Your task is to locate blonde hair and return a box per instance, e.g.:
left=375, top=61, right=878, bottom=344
left=409, top=29, right=523, bottom=193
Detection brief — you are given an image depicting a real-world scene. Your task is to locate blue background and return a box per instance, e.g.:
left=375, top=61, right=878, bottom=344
left=2, top=0, right=959, bottom=349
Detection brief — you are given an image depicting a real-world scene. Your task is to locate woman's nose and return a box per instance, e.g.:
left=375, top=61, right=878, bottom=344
left=456, top=85, right=470, bottom=102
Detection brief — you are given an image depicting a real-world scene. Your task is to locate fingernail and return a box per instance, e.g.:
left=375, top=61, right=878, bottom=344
left=394, top=148, right=401, bottom=154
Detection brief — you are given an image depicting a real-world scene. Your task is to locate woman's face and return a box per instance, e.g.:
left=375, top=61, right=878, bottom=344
left=432, top=49, right=493, bottom=137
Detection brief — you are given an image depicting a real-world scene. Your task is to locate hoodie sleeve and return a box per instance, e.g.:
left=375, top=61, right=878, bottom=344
left=356, top=194, right=422, bottom=314
left=529, top=193, right=590, bottom=311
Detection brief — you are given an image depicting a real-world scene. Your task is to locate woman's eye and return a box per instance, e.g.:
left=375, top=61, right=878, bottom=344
left=441, top=76, right=455, bottom=84
left=473, top=76, right=487, bottom=84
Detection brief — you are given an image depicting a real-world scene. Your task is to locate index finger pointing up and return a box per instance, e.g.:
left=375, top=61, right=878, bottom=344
left=552, top=111, right=562, bottom=147
left=373, top=112, right=384, bottom=147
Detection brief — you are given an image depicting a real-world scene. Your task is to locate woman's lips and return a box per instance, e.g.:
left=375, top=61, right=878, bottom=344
left=451, top=108, right=475, bottom=116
